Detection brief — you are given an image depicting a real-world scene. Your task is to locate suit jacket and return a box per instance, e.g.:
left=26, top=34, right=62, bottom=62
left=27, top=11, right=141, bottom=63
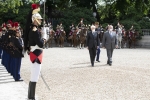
left=86, top=31, right=100, bottom=48
left=102, top=31, right=118, bottom=49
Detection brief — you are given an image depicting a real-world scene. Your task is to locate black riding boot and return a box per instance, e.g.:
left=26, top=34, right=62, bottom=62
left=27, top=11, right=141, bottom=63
left=28, top=81, right=36, bottom=100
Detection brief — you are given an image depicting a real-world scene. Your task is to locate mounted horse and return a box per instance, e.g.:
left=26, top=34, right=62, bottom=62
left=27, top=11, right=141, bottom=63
left=122, top=30, right=129, bottom=48
left=71, top=30, right=79, bottom=47
left=128, top=30, right=138, bottom=48
left=78, top=27, right=87, bottom=49
left=47, top=30, right=55, bottom=48
left=68, top=28, right=76, bottom=47
left=58, top=30, right=66, bottom=47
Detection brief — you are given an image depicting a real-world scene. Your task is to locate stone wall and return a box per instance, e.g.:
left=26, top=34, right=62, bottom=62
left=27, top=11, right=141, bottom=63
left=137, top=29, right=150, bottom=48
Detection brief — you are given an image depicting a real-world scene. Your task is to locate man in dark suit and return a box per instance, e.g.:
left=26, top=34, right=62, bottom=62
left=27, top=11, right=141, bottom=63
left=87, top=25, right=100, bottom=67
left=102, top=25, right=118, bottom=66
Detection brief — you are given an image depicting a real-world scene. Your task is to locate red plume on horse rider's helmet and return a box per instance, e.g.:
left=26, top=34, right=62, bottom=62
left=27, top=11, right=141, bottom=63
left=31, top=4, right=40, bottom=10
left=14, top=22, right=19, bottom=28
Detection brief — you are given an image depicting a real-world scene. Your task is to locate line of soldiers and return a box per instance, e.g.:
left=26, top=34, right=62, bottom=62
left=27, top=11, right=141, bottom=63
left=0, top=20, right=24, bottom=81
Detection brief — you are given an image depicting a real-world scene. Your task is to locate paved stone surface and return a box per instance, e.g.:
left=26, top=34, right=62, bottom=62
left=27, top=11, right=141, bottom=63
left=20, top=47, right=150, bottom=100
left=0, top=62, right=28, bottom=100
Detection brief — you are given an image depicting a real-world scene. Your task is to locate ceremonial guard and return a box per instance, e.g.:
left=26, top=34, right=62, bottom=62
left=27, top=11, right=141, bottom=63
left=0, top=20, right=24, bottom=81
left=129, top=25, right=134, bottom=38
left=1, top=23, right=7, bottom=66
left=59, top=23, right=64, bottom=30
left=77, top=18, right=84, bottom=35
left=54, top=24, right=60, bottom=41
left=1, top=21, right=13, bottom=72
left=69, top=23, right=75, bottom=36
left=9, top=22, right=24, bottom=81
left=24, top=4, right=46, bottom=100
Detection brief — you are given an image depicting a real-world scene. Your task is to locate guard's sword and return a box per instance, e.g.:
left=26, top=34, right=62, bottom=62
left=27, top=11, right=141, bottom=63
left=40, top=72, right=50, bottom=91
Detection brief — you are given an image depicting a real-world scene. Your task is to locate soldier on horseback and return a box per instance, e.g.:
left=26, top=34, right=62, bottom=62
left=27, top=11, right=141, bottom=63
left=55, top=25, right=60, bottom=37
left=77, top=18, right=85, bottom=34
left=129, top=25, right=135, bottom=38
left=69, top=23, right=75, bottom=36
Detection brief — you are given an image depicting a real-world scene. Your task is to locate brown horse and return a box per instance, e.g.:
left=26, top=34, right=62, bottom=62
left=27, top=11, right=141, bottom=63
left=58, top=30, right=66, bottom=47
left=46, top=30, right=55, bottom=48
left=78, top=28, right=87, bottom=49
left=72, top=30, right=79, bottom=47
left=122, top=30, right=129, bottom=48
left=68, top=33, right=74, bottom=47
left=128, top=31, right=138, bottom=48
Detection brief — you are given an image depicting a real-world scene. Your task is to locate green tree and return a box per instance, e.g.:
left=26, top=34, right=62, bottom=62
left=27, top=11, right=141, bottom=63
left=59, top=7, right=96, bottom=34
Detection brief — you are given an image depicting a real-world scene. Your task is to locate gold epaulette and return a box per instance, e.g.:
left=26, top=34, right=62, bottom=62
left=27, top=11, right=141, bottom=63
left=33, top=26, right=37, bottom=31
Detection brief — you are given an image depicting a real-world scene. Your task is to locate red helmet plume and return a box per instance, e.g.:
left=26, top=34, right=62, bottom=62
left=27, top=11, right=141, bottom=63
left=31, top=4, right=40, bottom=10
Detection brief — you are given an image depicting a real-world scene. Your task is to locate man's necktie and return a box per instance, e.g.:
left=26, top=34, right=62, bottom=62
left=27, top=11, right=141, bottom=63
left=110, top=32, right=112, bottom=37
left=92, top=32, right=94, bottom=35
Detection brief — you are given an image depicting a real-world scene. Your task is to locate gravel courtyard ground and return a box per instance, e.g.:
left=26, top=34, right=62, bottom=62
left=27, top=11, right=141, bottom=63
left=21, top=47, right=150, bottom=100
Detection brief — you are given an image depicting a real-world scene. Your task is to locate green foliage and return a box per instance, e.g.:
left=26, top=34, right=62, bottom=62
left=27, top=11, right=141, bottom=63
left=120, top=20, right=141, bottom=30
left=138, top=17, right=150, bottom=29
left=0, top=3, right=31, bottom=29
left=59, top=7, right=96, bottom=33
left=0, top=0, right=23, bottom=13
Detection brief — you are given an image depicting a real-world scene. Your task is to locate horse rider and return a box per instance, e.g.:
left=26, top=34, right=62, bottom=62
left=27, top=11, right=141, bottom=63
left=129, top=25, right=134, bottom=38
left=69, top=23, right=75, bottom=36
left=59, top=23, right=65, bottom=36
left=55, top=24, right=60, bottom=37
left=77, top=18, right=84, bottom=35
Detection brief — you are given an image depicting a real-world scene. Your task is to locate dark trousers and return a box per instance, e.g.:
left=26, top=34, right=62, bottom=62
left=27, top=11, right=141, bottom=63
left=0, top=48, right=2, bottom=59
left=89, top=47, right=96, bottom=65
left=13, top=57, right=22, bottom=81
left=96, top=48, right=100, bottom=61
left=6, top=53, right=11, bottom=73
left=106, top=49, right=114, bottom=64
left=4, top=51, right=9, bottom=71
left=1, top=50, right=6, bottom=66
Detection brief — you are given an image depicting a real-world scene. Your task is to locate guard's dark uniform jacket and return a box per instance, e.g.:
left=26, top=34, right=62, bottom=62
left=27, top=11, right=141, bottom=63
left=29, top=24, right=44, bottom=64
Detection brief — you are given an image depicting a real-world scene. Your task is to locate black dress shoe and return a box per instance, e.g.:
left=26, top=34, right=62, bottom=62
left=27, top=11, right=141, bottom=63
left=109, top=63, right=112, bottom=66
left=15, top=78, right=23, bottom=82
left=91, top=62, right=94, bottom=67
left=96, top=60, right=100, bottom=62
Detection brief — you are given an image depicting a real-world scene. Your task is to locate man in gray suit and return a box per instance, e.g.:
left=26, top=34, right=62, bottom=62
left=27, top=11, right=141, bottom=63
left=87, top=25, right=100, bottom=67
left=102, top=25, right=118, bottom=66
